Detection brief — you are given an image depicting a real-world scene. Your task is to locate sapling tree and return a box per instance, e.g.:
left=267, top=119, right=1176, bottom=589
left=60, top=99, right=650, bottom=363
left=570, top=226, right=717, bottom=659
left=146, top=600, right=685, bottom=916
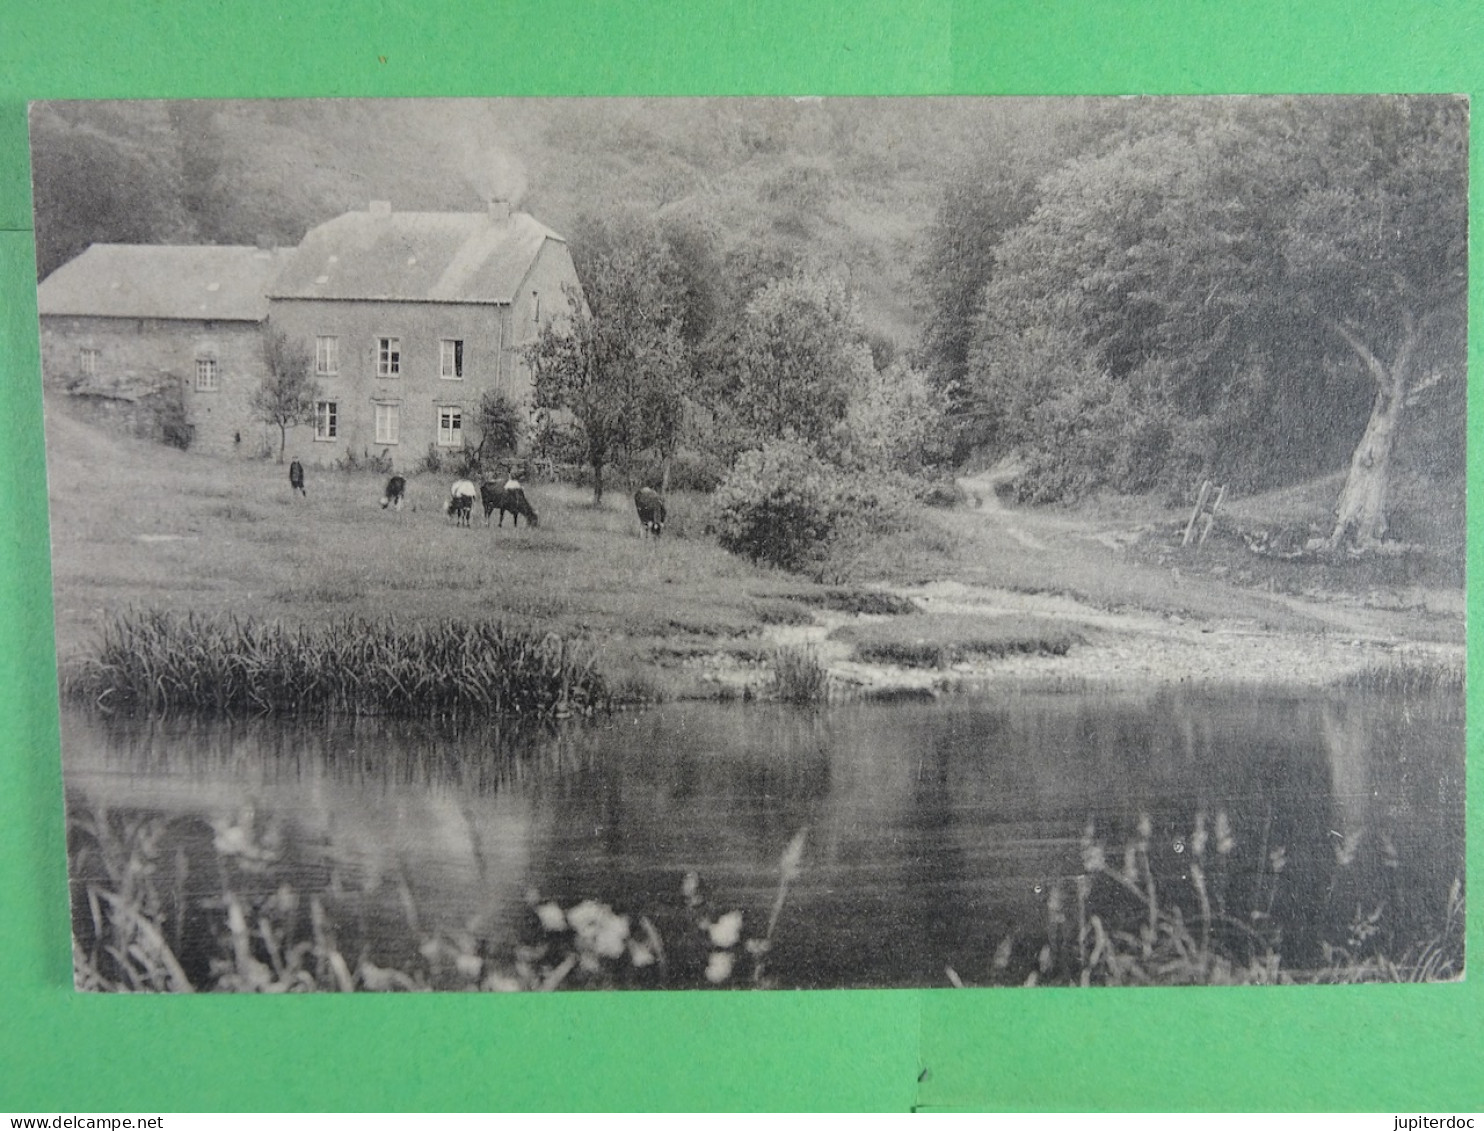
left=252, top=329, right=319, bottom=463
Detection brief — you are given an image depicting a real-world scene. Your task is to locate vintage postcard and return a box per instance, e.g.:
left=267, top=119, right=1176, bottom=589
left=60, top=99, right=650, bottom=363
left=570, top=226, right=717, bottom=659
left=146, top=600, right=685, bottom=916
left=33, top=96, right=1464, bottom=992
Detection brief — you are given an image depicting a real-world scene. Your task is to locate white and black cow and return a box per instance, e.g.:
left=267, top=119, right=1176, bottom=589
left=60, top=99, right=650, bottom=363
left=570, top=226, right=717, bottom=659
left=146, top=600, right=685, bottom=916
left=445, top=479, right=478, bottom=526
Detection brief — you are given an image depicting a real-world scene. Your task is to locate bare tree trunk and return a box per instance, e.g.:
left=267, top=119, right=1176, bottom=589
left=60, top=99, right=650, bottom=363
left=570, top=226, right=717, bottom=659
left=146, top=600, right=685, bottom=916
left=1327, top=314, right=1419, bottom=552
left=277, top=422, right=287, bottom=463
left=592, top=459, right=604, bottom=506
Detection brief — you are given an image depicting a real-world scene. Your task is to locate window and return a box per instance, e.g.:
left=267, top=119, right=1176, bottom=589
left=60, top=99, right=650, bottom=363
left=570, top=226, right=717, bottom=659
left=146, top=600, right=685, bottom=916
left=79, top=347, right=100, bottom=377
left=195, top=357, right=219, bottom=392
left=527, top=291, right=541, bottom=341
left=315, top=400, right=338, bottom=441
left=440, top=338, right=464, bottom=379
left=315, top=336, right=339, bottom=375
left=437, top=405, right=463, bottom=448
left=374, top=402, right=400, bottom=445
left=376, top=337, right=401, bottom=377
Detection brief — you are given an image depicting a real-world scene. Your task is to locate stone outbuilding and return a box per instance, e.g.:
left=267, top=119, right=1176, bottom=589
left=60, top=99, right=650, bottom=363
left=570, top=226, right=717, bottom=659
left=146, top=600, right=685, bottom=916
left=36, top=243, right=295, bottom=457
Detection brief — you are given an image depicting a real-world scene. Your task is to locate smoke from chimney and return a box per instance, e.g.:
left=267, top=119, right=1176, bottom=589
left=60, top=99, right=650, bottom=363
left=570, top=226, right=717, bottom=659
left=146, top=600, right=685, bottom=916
left=466, top=146, right=528, bottom=211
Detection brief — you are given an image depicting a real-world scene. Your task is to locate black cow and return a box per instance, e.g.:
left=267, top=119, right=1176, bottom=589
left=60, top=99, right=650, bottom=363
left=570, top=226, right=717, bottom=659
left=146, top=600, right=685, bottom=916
left=480, top=479, right=539, bottom=528
left=288, top=459, right=306, bottom=497
left=381, top=475, right=407, bottom=510
left=445, top=479, right=477, bottom=526
left=634, top=487, right=666, bottom=537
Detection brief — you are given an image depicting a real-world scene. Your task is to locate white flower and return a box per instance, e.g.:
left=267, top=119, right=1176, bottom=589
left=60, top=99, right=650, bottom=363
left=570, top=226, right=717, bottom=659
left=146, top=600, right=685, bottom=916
left=707, top=910, right=744, bottom=949
left=213, top=823, right=253, bottom=857
left=534, top=902, right=567, bottom=932
left=567, top=900, right=630, bottom=959
left=454, top=953, right=483, bottom=980
left=628, top=940, right=657, bottom=968
left=705, top=950, right=735, bottom=983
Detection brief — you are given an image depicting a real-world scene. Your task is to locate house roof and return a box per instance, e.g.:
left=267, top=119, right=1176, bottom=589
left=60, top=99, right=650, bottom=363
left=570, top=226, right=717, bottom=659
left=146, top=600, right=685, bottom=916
left=37, top=244, right=293, bottom=322
left=267, top=208, right=566, bottom=305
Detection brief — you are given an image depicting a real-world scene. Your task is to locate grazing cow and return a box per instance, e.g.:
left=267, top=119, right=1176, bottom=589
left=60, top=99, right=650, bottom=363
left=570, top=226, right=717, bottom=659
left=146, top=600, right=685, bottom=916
left=445, top=479, right=478, bottom=526
left=480, top=478, right=539, bottom=528
left=288, top=459, right=306, bottom=497
left=381, top=475, right=407, bottom=510
left=634, top=487, right=666, bottom=537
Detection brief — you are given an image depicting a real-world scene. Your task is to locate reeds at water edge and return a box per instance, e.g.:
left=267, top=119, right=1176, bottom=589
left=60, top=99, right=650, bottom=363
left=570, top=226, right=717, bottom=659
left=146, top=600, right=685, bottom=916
left=770, top=645, right=830, bottom=704
left=63, top=609, right=610, bottom=719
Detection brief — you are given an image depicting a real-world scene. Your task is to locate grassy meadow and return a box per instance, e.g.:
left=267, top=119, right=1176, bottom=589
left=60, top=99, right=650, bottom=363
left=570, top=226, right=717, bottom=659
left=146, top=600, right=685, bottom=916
left=46, top=404, right=900, bottom=699
left=46, top=399, right=1463, bottom=709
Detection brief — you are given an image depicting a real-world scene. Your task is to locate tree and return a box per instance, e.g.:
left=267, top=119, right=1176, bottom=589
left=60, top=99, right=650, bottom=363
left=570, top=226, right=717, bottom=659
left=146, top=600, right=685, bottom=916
left=914, top=155, right=1042, bottom=402
left=532, top=213, right=694, bottom=503
left=1280, top=98, right=1467, bottom=550
left=30, top=103, right=196, bottom=279
left=960, top=96, right=1467, bottom=525
left=844, top=360, right=954, bottom=475
left=528, top=284, right=687, bottom=505
left=252, top=330, right=319, bottom=463
left=167, top=102, right=230, bottom=243
left=968, top=105, right=1302, bottom=484
left=718, top=271, right=876, bottom=461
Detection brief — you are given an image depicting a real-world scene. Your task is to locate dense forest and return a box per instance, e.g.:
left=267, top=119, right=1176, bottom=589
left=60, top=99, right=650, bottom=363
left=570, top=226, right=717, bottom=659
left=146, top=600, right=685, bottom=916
left=31, top=97, right=1467, bottom=556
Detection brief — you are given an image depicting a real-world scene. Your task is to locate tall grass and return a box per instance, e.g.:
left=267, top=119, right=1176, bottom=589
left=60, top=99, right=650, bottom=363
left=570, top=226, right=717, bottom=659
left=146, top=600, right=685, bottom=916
left=835, top=613, right=1081, bottom=669
left=64, top=609, right=609, bottom=718
left=1335, top=659, right=1466, bottom=696
left=956, top=810, right=1464, bottom=988
left=771, top=645, right=829, bottom=704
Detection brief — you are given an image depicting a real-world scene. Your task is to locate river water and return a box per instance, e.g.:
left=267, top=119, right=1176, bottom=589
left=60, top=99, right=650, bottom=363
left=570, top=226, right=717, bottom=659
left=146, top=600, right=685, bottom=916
left=62, top=684, right=1464, bottom=989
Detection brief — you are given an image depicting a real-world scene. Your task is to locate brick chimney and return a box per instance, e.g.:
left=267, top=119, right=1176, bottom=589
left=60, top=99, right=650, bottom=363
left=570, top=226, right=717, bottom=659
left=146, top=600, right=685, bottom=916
left=369, top=200, right=392, bottom=216
left=487, top=198, right=511, bottom=226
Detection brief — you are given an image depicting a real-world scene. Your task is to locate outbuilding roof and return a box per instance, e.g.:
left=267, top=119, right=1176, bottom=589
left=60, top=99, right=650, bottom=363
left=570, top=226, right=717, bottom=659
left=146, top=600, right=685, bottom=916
left=267, top=207, right=566, bottom=305
left=37, top=244, right=293, bottom=322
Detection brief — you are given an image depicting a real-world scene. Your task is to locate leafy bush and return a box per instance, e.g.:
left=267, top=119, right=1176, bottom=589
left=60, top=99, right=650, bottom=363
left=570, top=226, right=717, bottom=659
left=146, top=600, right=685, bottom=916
left=844, top=360, right=955, bottom=475
left=633, top=447, right=728, bottom=494
left=335, top=447, right=394, bottom=474
left=1013, top=377, right=1177, bottom=504
left=917, top=478, right=967, bottom=508
left=150, top=381, right=194, bottom=450
left=711, top=444, right=928, bottom=576
left=527, top=412, right=589, bottom=468
left=711, top=442, right=844, bottom=572
left=474, top=391, right=524, bottom=461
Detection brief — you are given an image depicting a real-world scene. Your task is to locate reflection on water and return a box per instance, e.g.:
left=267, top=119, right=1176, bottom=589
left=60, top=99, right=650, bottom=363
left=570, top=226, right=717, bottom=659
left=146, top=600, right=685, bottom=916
left=63, top=684, right=1465, bottom=989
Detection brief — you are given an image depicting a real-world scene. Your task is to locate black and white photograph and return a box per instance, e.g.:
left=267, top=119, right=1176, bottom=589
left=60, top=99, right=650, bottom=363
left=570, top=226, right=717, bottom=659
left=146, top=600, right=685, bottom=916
left=32, top=96, right=1465, bottom=992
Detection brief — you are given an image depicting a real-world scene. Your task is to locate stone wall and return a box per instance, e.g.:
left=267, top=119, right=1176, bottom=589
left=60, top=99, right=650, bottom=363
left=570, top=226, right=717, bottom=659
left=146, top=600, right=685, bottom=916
left=38, top=315, right=275, bottom=457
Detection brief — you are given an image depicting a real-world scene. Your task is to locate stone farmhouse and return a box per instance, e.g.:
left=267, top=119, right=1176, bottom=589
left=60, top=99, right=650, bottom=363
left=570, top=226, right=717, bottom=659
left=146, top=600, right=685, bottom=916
left=267, top=200, right=580, bottom=467
left=36, top=200, right=581, bottom=469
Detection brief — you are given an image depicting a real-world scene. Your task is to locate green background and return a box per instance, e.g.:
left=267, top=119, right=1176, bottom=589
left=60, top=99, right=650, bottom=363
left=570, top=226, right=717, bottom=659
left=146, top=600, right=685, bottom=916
left=0, top=0, right=1478, bottom=1112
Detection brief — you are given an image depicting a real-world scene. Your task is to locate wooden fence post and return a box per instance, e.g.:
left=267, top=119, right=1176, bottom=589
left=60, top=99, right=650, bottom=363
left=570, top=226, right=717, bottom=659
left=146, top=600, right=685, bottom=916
left=1198, top=484, right=1227, bottom=545
left=1183, top=479, right=1212, bottom=546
